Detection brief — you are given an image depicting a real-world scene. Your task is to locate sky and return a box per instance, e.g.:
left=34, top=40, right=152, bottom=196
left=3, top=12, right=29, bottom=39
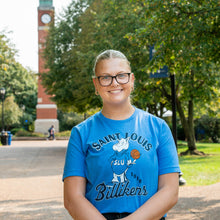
left=0, top=0, right=72, bottom=72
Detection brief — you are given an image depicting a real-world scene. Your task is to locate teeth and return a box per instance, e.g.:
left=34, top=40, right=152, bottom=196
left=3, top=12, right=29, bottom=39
left=109, top=90, right=121, bottom=94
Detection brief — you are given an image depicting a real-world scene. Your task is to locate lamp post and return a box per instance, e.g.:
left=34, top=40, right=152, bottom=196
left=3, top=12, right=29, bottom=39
left=0, top=88, right=6, bottom=132
left=21, top=105, right=25, bottom=129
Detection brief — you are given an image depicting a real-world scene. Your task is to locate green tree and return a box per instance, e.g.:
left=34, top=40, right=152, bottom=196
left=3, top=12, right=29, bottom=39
left=0, top=32, right=38, bottom=128
left=6, top=63, right=38, bottom=119
left=42, top=0, right=96, bottom=112
left=42, top=0, right=149, bottom=112
left=0, top=96, right=22, bottom=130
left=127, top=0, right=220, bottom=154
left=0, top=32, right=16, bottom=76
left=195, top=115, right=220, bottom=143
left=43, top=0, right=219, bottom=155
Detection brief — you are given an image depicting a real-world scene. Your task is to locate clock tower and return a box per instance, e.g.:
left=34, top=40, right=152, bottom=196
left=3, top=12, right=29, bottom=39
left=35, top=0, right=59, bottom=133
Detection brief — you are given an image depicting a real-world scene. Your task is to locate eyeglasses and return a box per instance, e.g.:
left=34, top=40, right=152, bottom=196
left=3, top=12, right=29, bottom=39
left=93, top=73, right=131, bottom=87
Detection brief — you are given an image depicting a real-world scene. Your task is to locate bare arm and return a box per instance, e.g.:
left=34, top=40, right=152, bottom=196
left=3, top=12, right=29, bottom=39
left=122, top=172, right=179, bottom=220
left=64, top=176, right=106, bottom=220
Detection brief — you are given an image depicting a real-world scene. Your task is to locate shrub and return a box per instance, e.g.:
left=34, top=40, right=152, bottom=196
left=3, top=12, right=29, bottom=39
left=10, top=127, right=24, bottom=135
left=55, top=130, right=71, bottom=137
left=15, top=130, right=33, bottom=137
left=195, top=115, right=220, bottom=143
left=58, top=111, right=84, bottom=131
left=0, top=96, right=22, bottom=130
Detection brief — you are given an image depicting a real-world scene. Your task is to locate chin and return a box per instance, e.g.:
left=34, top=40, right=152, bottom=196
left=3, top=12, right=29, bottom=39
left=107, top=98, right=129, bottom=106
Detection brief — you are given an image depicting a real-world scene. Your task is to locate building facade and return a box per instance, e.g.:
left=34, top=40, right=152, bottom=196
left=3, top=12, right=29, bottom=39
left=35, top=0, right=59, bottom=133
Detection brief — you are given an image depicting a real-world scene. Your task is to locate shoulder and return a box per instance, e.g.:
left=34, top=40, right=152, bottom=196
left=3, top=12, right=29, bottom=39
left=135, top=107, right=165, bottom=124
left=134, top=107, right=170, bottom=136
left=69, top=112, right=101, bottom=146
left=72, top=111, right=101, bottom=134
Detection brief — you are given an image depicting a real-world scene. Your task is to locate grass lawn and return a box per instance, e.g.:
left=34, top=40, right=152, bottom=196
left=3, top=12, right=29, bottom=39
left=177, top=142, right=220, bottom=186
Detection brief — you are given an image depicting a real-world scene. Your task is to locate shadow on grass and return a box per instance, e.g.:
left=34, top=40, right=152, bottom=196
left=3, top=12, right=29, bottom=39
left=179, top=156, right=211, bottom=163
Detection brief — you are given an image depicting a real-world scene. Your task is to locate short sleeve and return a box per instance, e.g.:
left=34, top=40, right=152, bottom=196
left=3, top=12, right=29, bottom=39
left=157, top=121, right=181, bottom=175
left=62, top=127, right=86, bottom=181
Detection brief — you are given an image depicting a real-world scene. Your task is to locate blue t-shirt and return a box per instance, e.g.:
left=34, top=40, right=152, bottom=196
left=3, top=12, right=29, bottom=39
left=63, top=107, right=180, bottom=214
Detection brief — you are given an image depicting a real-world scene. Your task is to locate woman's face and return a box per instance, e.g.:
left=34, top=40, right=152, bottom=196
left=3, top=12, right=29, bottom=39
left=93, top=58, right=134, bottom=107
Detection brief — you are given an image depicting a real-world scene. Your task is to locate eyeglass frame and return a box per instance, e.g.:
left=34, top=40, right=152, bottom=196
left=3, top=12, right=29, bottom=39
left=92, top=73, right=132, bottom=87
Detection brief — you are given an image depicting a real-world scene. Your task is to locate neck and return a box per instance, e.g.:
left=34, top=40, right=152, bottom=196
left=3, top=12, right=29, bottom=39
left=102, top=103, right=135, bottom=120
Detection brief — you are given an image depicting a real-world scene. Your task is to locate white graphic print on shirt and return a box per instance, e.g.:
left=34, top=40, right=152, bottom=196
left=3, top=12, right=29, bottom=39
left=110, top=138, right=137, bottom=183
left=94, top=137, right=149, bottom=201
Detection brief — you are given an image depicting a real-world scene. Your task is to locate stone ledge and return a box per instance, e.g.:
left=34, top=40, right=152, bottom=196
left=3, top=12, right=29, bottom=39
left=12, top=136, right=69, bottom=141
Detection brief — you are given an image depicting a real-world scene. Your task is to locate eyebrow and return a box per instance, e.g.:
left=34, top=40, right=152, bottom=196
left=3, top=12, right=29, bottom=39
left=98, top=71, right=128, bottom=76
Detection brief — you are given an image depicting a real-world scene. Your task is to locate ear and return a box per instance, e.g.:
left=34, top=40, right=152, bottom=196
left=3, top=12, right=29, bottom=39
left=131, top=73, right=135, bottom=87
left=93, top=78, right=98, bottom=91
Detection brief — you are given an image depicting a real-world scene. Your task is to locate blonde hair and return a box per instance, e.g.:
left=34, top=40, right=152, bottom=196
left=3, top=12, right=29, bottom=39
left=93, top=49, right=131, bottom=74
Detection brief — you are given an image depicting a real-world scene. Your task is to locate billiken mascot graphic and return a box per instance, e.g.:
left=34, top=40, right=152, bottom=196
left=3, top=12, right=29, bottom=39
left=110, top=138, right=140, bottom=183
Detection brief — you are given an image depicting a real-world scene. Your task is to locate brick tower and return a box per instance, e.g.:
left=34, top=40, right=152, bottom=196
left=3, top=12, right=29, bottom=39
left=35, top=0, right=59, bottom=133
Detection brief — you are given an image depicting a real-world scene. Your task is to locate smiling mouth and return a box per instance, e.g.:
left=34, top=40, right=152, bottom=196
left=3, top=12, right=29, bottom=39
left=109, top=89, right=122, bottom=94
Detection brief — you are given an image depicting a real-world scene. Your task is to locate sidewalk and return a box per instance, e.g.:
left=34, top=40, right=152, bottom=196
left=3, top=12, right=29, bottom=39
left=0, top=141, right=219, bottom=219
left=167, top=182, right=220, bottom=220
left=0, top=140, right=71, bottom=220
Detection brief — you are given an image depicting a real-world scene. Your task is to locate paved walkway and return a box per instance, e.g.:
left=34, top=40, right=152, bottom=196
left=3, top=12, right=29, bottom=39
left=167, top=182, right=220, bottom=220
left=0, top=140, right=71, bottom=220
left=0, top=141, right=219, bottom=219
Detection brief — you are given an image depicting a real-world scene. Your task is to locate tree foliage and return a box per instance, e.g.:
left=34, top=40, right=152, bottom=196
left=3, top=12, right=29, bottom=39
left=43, top=0, right=219, bottom=153
left=42, top=0, right=150, bottom=112
left=195, top=115, right=220, bottom=143
left=128, top=0, right=220, bottom=153
left=0, top=96, right=22, bottom=130
left=42, top=0, right=96, bottom=112
left=0, top=32, right=37, bottom=129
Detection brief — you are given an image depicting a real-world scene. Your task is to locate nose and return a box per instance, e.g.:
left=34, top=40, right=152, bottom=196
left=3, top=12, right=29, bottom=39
left=111, top=76, right=119, bottom=86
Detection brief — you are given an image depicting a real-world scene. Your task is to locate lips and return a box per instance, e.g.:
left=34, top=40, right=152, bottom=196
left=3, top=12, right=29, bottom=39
left=108, top=89, right=122, bottom=94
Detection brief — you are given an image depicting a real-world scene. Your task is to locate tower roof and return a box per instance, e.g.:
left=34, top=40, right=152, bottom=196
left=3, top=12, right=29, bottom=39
left=39, top=0, right=53, bottom=7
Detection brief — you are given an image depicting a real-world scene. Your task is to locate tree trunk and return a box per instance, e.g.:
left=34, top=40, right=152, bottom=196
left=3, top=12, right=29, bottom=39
left=176, top=97, right=205, bottom=156
left=187, top=99, right=196, bottom=151
left=176, top=97, right=188, bottom=141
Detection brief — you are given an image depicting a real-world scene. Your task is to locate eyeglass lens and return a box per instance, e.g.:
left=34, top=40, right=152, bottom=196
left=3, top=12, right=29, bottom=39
left=98, top=73, right=130, bottom=86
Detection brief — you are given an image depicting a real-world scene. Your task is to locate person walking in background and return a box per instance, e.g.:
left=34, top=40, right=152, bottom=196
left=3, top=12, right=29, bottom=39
left=63, top=49, right=180, bottom=220
left=47, top=125, right=55, bottom=140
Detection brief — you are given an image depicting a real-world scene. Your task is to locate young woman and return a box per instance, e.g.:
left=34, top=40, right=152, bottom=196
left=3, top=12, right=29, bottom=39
left=63, top=50, right=180, bottom=220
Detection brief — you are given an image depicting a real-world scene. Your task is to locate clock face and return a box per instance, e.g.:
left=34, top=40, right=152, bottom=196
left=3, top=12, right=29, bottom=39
left=41, top=14, right=51, bottom=24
